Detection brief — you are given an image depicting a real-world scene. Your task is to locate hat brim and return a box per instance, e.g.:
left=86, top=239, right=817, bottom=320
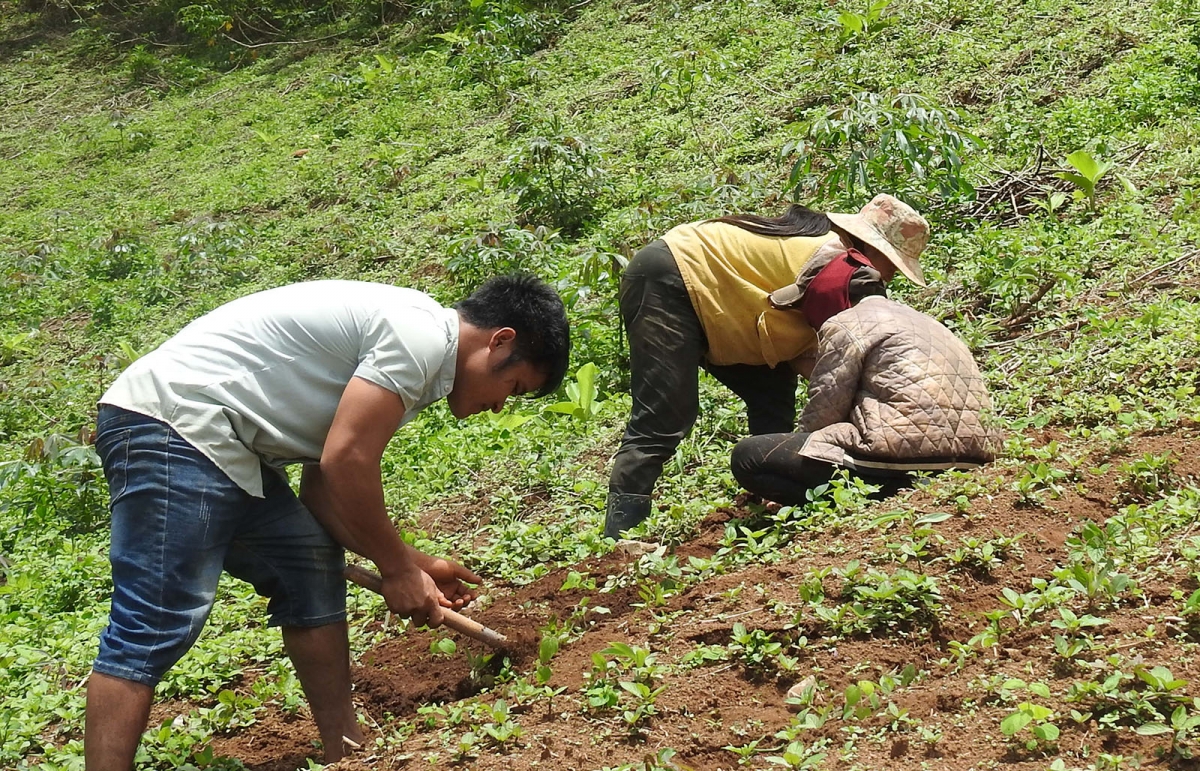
left=828, top=212, right=927, bottom=287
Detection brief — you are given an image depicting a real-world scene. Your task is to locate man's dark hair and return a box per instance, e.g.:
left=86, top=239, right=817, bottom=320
left=456, top=274, right=571, bottom=397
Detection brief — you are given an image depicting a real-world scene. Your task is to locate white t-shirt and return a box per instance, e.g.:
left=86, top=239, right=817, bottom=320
left=101, top=280, right=460, bottom=497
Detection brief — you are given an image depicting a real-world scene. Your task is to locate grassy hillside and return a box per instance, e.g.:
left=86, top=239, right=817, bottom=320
left=2, top=0, right=1199, bottom=767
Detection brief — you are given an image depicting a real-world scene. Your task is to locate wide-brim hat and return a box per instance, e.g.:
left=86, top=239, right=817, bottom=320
left=827, top=194, right=930, bottom=286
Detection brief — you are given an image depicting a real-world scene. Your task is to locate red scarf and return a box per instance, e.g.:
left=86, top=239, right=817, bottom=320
left=800, top=249, right=872, bottom=330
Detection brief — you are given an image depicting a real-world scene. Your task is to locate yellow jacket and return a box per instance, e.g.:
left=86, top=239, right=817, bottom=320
left=661, top=221, right=838, bottom=367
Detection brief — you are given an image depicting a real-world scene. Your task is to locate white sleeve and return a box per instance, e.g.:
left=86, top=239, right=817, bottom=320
left=352, top=309, right=450, bottom=412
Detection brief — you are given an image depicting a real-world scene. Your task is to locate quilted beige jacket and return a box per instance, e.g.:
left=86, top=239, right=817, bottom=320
left=799, top=296, right=1002, bottom=473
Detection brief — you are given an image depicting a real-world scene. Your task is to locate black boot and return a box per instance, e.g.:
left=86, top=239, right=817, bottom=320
left=604, top=492, right=652, bottom=540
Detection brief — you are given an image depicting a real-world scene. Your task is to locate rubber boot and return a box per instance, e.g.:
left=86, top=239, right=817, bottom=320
left=603, top=492, right=652, bottom=540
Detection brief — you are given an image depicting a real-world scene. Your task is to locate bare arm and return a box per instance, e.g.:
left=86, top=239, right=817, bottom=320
left=310, top=376, right=474, bottom=625
left=302, top=462, right=481, bottom=611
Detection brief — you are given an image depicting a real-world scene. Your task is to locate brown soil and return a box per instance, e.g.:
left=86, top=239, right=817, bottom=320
left=194, top=426, right=1200, bottom=770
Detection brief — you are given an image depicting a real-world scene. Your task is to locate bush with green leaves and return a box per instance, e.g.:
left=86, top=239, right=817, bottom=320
left=0, top=433, right=107, bottom=536
left=499, top=118, right=610, bottom=236
left=784, top=91, right=978, bottom=207
left=816, top=0, right=895, bottom=48
left=435, top=0, right=562, bottom=93
left=445, top=223, right=573, bottom=288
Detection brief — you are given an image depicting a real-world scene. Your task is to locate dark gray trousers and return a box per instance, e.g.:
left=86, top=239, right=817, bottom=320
left=731, top=432, right=915, bottom=506
left=608, top=240, right=799, bottom=497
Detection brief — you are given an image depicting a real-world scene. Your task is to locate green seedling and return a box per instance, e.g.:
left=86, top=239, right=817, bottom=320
left=825, top=0, right=894, bottom=45
left=536, top=631, right=560, bottom=684
left=429, top=636, right=457, bottom=657
left=729, top=623, right=783, bottom=672
left=1057, top=150, right=1114, bottom=211
left=1001, top=701, right=1060, bottom=750
left=1051, top=607, right=1108, bottom=634
left=479, top=700, right=522, bottom=748
left=618, top=680, right=668, bottom=731
left=545, top=362, right=604, bottom=420
left=1135, top=701, right=1200, bottom=759
left=764, top=739, right=827, bottom=769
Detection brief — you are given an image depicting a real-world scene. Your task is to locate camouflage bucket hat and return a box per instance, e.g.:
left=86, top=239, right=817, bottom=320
left=827, top=194, right=930, bottom=286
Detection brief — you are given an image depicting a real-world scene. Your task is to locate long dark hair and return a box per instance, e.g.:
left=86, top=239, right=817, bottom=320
left=708, top=204, right=832, bottom=238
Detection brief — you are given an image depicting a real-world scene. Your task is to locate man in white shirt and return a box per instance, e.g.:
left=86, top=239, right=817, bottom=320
left=85, top=275, right=570, bottom=770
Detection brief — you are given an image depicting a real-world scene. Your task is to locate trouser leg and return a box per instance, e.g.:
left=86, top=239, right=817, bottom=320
left=706, top=362, right=798, bottom=435
left=730, top=432, right=835, bottom=506
left=731, top=432, right=917, bottom=505
left=607, top=241, right=705, bottom=536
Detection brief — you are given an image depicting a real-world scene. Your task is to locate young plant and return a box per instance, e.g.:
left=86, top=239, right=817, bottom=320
left=536, top=630, right=560, bottom=685
left=499, top=117, right=609, bottom=236
left=785, top=92, right=978, bottom=205
left=1001, top=701, right=1060, bottom=751
left=820, top=0, right=894, bottom=47
left=728, top=623, right=784, bottom=673
left=479, top=700, right=523, bottom=748
left=763, top=739, right=828, bottom=769
left=544, top=362, right=604, bottom=420
left=1057, top=150, right=1114, bottom=212
left=617, top=679, right=668, bottom=732
left=1135, top=701, right=1200, bottom=759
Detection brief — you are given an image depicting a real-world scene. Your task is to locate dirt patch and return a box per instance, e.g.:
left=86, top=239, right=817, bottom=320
left=202, top=428, right=1200, bottom=769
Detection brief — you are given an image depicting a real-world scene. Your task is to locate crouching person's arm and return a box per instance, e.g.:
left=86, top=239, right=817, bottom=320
left=798, top=321, right=866, bottom=433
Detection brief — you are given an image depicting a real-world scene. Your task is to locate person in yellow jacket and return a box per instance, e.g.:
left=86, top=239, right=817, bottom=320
left=605, top=194, right=931, bottom=538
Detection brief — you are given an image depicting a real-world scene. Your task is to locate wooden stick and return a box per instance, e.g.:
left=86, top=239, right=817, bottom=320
left=343, top=564, right=509, bottom=650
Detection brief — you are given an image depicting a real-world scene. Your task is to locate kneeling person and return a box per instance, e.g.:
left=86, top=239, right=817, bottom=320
left=731, top=254, right=1000, bottom=505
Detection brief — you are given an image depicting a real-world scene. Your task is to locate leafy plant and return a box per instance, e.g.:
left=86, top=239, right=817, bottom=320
left=785, top=91, right=978, bottom=205
left=1057, top=150, right=1114, bottom=211
left=819, top=0, right=894, bottom=47
left=0, top=330, right=37, bottom=367
left=1117, top=452, right=1177, bottom=501
left=479, top=700, right=523, bottom=748
left=499, top=117, right=609, bottom=235
left=535, top=629, right=560, bottom=684
left=763, top=739, right=827, bottom=769
left=728, top=623, right=784, bottom=673
left=435, top=0, right=560, bottom=94
left=1001, top=701, right=1060, bottom=750
left=647, top=48, right=735, bottom=168
left=1136, top=702, right=1200, bottom=759
left=545, top=362, right=604, bottom=420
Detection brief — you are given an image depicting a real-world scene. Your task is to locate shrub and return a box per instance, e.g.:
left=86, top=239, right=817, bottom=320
left=785, top=91, right=979, bottom=207
left=499, top=118, right=610, bottom=236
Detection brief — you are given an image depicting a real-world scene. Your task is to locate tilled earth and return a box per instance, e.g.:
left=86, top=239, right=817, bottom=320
left=195, top=426, right=1200, bottom=770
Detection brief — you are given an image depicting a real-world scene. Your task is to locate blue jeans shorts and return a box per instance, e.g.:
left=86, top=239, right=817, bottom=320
left=93, top=405, right=346, bottom=687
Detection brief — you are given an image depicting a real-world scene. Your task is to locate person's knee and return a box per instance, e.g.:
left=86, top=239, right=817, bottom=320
left=730, top=438, right=760, bottom=486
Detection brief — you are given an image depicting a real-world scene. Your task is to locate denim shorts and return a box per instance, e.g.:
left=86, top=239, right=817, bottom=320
left=93, top=405, right=346, bottom=687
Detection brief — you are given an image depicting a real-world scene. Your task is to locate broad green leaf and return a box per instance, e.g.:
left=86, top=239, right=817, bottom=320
left=1027, top=703, right=1053, bottom=720
left=1057, top=172, right=1094, bottom=193
left=914, top=511, right=952, bottom=527
left=1065, top=150, right=1101, bottom=181
left=1001, top=711, right=1032, bottom=735
left=1135, top=723, right=1172, bottom=736
left=539, top=635, right=559, bottom=664
left=575, top=362, right=598, bottom=416
left=1033, top=723, right=1060, bottom=741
